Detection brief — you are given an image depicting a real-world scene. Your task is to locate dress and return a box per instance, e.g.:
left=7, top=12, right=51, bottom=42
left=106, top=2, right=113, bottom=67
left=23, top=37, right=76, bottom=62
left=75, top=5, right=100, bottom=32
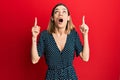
left=37, top=29, right=83, bottom=80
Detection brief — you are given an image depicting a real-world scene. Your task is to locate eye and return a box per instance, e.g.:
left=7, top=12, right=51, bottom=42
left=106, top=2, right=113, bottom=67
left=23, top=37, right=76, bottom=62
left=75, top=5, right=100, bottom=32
left=54, top=11, right=59, bottom=14
left=63, top=10, right=67, bottom=14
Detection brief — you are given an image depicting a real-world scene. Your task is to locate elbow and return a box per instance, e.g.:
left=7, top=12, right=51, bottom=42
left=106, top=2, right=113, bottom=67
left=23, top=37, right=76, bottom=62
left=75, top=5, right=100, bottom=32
left=32, top=58, right=39, bottom=64
left=32, top=60, right=38, bottom=64
left=81, top=54, right=89, bottom=62
left=82, top=57, right=89, bottom=62
left=81, top=51, right=90, bottom=62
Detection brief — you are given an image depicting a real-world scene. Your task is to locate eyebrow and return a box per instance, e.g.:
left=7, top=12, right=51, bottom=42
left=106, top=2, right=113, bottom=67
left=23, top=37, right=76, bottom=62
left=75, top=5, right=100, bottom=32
left=55, top=8, right=67, bottom=11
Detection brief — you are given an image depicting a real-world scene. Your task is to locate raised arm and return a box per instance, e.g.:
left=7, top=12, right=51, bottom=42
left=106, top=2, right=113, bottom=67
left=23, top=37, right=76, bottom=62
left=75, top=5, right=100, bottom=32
left=31, top=17, right=40, bottom=64
left=80, top=16, right=90, bottom=62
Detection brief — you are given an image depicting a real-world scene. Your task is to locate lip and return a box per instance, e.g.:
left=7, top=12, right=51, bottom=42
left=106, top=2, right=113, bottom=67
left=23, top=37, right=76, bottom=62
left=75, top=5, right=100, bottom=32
left=59, top=19, right=63, bottom=22
left=58, top=18, right=63, bottom=23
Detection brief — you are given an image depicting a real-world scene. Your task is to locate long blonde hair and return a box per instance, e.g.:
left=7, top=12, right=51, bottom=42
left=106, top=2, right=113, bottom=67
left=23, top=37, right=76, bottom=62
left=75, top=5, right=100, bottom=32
left=47, top=3, right=75, bottom=34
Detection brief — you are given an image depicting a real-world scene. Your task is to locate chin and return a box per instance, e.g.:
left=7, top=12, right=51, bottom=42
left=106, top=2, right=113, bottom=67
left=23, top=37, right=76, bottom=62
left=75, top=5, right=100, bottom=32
left=57, top=25, right=65, bottom=29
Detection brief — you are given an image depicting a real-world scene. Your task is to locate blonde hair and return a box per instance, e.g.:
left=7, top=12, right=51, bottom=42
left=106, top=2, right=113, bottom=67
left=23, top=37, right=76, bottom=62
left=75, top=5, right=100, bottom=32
left=47, top=3, right=75, bottom=34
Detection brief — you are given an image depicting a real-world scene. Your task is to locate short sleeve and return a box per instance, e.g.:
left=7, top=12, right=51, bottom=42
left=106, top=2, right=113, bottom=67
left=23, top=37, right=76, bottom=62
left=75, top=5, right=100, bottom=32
left=75, top=31, right=83, bottom=57
left=37, top=31, right=45, bottom=57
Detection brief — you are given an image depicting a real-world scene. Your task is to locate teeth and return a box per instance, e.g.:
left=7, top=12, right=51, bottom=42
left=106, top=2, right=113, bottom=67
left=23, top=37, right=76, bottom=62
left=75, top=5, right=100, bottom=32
left=59, top=19, right=63, bottom=22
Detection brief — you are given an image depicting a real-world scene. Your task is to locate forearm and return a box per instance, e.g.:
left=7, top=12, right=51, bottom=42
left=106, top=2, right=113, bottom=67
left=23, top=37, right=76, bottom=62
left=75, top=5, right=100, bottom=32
left=31, top=37, right=40, bottom=64
left=81, top=34, right=89, bottom=61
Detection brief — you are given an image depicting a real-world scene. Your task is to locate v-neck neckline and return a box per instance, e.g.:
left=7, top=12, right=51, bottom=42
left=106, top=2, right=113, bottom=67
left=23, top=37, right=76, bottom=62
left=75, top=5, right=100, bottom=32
left=51, top=33, right=68, bottom=53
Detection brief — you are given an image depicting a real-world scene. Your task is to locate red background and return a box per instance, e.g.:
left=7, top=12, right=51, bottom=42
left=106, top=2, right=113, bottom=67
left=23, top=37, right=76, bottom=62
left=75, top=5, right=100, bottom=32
left=0, top=0, right=120, bottom=80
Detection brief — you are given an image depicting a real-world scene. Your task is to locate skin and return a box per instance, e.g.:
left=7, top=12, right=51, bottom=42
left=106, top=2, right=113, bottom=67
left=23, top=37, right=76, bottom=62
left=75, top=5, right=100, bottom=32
left=31, top=17, right=40, bottom=64
left=31, top=5, right=89, bottom=64
left=51, top=6, right=70, bottom=52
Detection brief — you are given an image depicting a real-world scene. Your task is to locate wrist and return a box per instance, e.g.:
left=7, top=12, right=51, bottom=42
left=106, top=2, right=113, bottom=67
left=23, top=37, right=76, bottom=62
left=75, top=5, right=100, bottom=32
left=32, top=37, right=37, bottom=42
left=83, top=33, right=88, bottom=37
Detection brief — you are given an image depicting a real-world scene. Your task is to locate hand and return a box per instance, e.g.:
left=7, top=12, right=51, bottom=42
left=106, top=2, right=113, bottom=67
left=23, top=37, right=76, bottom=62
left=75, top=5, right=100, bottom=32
left=80, top=16, right=89, bottom=35
left=32, top=17, right=40, bottom=38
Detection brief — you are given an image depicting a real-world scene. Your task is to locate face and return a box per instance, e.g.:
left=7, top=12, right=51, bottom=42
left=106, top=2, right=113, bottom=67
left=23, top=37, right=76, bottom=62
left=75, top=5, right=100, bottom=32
left=52, top=5, right=70, bottom=29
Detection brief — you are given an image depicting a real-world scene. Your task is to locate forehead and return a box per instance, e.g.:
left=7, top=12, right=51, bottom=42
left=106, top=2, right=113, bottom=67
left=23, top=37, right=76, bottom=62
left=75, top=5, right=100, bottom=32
left=54, top=5, right=67, bottom=11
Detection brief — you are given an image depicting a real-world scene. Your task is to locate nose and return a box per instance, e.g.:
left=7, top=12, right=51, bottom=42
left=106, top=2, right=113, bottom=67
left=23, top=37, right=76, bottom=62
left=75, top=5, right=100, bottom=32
left=59, top=11, right=63, bottom=16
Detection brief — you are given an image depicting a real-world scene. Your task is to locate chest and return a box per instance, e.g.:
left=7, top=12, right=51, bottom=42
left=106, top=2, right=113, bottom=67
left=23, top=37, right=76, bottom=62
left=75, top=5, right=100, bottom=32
left=52, top=34, right=67, bottom=52
left=44, top=33, right=75, bottom=58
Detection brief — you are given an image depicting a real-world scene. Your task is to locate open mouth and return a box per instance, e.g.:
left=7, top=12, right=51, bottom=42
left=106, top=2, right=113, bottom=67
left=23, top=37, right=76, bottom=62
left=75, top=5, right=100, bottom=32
left=59, top=19, right=63, bottom=22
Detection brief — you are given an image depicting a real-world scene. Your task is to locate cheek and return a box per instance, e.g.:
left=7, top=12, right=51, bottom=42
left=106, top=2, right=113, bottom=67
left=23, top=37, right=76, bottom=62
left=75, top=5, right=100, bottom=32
left=64, top=14, right=69, bottom=18
left=63, top=19, right=68, bottom=25
left=53, top=15, right=58, bottom=20
left=53, top=17, right=57, bottom=22
left=64, top=16, right=69, bottom=21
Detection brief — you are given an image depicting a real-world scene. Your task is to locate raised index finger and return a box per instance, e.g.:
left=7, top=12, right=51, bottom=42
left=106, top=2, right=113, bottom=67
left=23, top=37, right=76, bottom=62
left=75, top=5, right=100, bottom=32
left=34, top=17, right=37, bottom=26
left=82, top=16, right=85, bottom=24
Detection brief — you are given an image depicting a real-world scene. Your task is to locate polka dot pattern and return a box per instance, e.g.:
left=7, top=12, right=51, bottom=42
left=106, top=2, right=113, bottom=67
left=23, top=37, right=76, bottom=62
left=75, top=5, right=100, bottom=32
left=37, top=29, right=83, bottom=80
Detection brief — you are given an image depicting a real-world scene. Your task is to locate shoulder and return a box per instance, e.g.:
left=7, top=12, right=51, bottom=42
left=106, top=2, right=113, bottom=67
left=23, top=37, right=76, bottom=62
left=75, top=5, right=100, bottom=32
left=69, top=29, right=81, bottom=40
left=40, top=30, right=48, bottom=34
left=69, top=29, right=78, bottom=36
left=38, top=30, right=49, bottom=40
left=40, top=30, right=50, bottom=36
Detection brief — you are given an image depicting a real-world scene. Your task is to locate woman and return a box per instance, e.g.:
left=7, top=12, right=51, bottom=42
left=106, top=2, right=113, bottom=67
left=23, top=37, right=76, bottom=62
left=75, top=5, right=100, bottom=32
left=31, top=3, right=89, bottom=80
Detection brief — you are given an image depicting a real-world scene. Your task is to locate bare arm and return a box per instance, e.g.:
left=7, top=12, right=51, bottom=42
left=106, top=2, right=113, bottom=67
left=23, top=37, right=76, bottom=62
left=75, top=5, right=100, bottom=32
left=80, top=34, right=89, bottom=62
left=31, top=37, right=40, bottom=64
left=80, top=16, right=90, bottom=62
left=31, top=17, right=40, bottom=64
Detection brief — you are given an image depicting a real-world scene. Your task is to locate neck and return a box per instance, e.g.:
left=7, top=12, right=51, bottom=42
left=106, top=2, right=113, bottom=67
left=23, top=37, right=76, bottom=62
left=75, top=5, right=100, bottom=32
left=55, top=27, right=66, bottom=36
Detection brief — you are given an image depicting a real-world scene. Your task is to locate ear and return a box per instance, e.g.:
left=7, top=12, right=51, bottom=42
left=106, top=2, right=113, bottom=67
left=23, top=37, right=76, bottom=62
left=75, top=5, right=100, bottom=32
left=51, top=17, right=54, bottom=21
left=67, top=16, right=70, bottom=21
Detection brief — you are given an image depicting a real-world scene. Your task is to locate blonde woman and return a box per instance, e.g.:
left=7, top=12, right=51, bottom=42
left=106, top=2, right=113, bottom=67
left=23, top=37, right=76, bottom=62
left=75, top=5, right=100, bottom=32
left=31, top=3, right=89, bottom=80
